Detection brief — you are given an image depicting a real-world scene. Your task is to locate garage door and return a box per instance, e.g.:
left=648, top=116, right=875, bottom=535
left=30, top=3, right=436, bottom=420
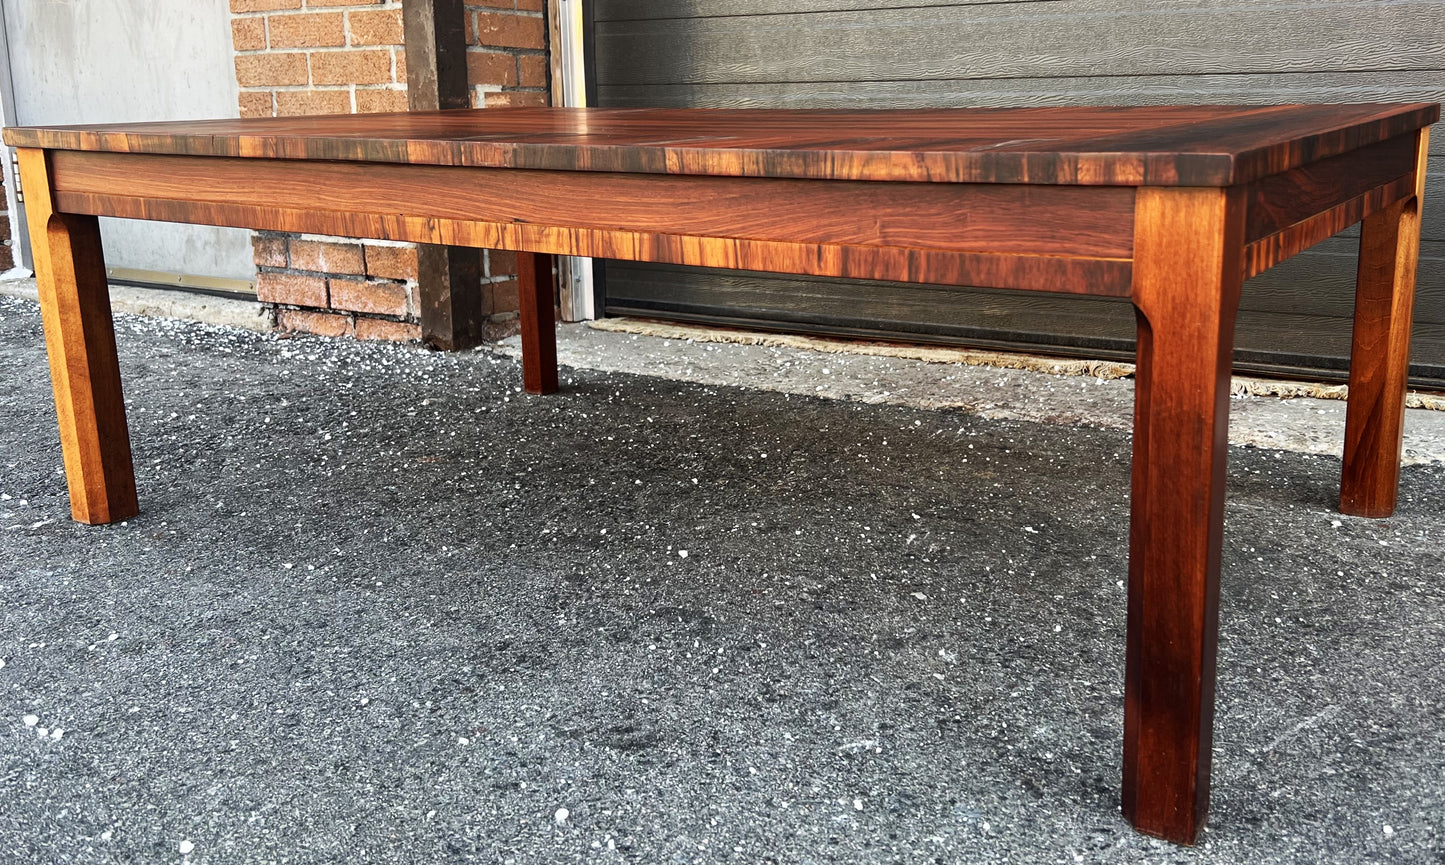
left=591, top=0, right=1445, bottom=385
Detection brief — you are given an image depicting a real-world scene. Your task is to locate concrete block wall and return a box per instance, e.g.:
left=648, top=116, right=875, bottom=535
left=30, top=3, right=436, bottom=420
left=229, top=0, right=551, bottom=341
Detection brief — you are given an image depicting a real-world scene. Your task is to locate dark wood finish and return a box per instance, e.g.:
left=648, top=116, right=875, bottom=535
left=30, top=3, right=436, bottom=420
left=1240, top=131, right=1421, bottom=279
left=518, top=251, right=559, bottom=394
left=15, top=148, right=138, bottom=525
left=1123, top=186, right=1245, bottom=844
left=402, top=0, right=485, bottom=350
left=3, top=104, right=1436, bottom=846
left=6, top=104, right=1436, bottom=187
left=401, top=0, right=471, bottom=112
left=1243, top=135, right=1418, bottom=244
left=43, top=150, right=1136, bottom=295
left=1341, top=129, right=1431, bottom=517
left=1243, top=173, right=1418, bottom=280
left=416, top=244, right=484, bottom=351
left=46, top=150, right=1135, bottom=259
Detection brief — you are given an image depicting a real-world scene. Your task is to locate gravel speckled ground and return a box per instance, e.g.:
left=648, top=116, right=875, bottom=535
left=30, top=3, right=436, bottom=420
left=1, top=294, right=1442, bottom=864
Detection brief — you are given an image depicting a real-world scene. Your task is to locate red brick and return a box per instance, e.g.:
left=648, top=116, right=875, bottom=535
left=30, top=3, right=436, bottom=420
left=394, top=49, right=407, bottom=83
left=235, top=53, right=308, bottom=87
left=329, top=278, right=408, bottom=317
left=515, top=0, right=544, bottom=10
left=278, top=309, right=353, bottom=337
left=355, top=88, right=408, bottom=113
left=307, top=0, right=380, bottom=5
left=252, top=234, right=288, bottom=268
left=364, top=244, right=419, bottom=281
left=275, top=89, right=352, bottom=116
left=473, top=12, right=545, bottom=50
left=348, top=8, right=404, bottom=46
left=355, top=317, right=422, bottom=342
left=468, top=0, right=517, bottom=8
left=484, top=90, right=547, bottom=108
left=267, top=11, right=345, bottom=48
left=519, top=54, right=548, bottom=88
left=231, top=0, right=299, bottom=12
left=486, top=249, right=516, bottom=276
left=238, top=90, right=275, bottom=118
left=489, top=277, right=519, bottom=314
left=466, top=51, right=516, bottom=87
left=231, top=17, right=267, bottom=51
left=257, top=272, right=328, bottom=307
left=310, top=49, right=393, bottom=85
left=289, top=238, right=365, bottom=274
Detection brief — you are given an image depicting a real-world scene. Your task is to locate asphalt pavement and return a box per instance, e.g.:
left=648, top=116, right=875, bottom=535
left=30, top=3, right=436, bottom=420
left=1, top=292, right=1442, bottom=864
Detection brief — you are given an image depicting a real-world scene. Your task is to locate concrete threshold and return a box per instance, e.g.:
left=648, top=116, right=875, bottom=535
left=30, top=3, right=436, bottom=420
left=0, top=276, right=272, bottom=333
left=497, top=318, right=1445, bottom=466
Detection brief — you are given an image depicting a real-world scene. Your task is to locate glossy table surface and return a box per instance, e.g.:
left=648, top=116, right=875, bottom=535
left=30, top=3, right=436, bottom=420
left=5, top=103, right=1438, bottom=185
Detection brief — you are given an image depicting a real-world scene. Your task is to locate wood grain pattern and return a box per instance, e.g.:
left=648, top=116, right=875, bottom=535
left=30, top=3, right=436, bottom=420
left=6, top=104, right=1437, bottom=187
left=401, top=0, right=471, bottom=113
left=416, top=244, right=484, bottom=351
left=1341, top=128, right=1430, bottom=517
left=1124, top=186, right=1245, bottom=846
left=1243, top=173, right=1418, bottom=280
left=1244, top=135, right=1418, bottom=243
left=403, top=0, right=487, bottom=350
left=47, top=150, right=1135, bottom=258
left=45, top=150, right=1135, bottom=295
left=593, top=79, right=1445, bottom=170
left=518, top=251, right=559, bottom=394
left=15, top=148, right=138, bottom=525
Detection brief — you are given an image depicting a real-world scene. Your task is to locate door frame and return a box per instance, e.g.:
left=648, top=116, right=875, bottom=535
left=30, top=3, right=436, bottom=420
left=0, top=0, right=31, bottom=274
left=551, top=0, right=605, bottom=321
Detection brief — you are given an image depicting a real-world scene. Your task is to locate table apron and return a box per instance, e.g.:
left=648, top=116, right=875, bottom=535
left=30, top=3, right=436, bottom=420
left=47, top=149, right=1134, bottom=296
left=1241, top=134, right=1421, bottom=278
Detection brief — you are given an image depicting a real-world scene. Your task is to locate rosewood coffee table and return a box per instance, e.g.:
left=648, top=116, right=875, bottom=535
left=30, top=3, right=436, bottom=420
left=4, top=104, right=1436, bottom=843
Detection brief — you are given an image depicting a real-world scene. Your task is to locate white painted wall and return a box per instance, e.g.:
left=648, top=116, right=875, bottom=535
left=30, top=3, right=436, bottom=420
left=3, top=0, right=254, bottom=281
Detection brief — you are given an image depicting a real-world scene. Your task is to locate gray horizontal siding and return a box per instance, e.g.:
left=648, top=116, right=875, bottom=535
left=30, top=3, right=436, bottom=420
left=596, top=2, right=1445, bottom=84
left=592, top=0, right=1445, bottom=381
left=596, top=71, right=1445, bottom=158
left=606, top=262, right=1445, bottom=380
left=595, top=1, right=1051, bottom=20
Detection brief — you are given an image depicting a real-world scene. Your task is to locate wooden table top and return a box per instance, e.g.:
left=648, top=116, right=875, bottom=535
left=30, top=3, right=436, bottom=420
left=5, top=104, right=1436, bottom=187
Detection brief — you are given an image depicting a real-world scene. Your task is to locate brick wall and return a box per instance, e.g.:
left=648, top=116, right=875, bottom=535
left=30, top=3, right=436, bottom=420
left=230, top=0, right=551, bottom=341
left=464, top=0, right=549, bottom=108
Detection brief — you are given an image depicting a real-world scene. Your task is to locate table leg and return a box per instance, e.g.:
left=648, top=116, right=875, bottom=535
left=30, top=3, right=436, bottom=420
left=1123, top=186, right=1245, bottom=845
left=16, top=148, right=138, bottom=525
left=517, top=250, right=558, bottom=394
left=1341, top=129, right=1429, bottom=518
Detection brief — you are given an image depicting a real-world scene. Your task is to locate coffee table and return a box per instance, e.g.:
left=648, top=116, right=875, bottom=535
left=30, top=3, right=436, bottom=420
left=5, top=104, right=1436, bottom=843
